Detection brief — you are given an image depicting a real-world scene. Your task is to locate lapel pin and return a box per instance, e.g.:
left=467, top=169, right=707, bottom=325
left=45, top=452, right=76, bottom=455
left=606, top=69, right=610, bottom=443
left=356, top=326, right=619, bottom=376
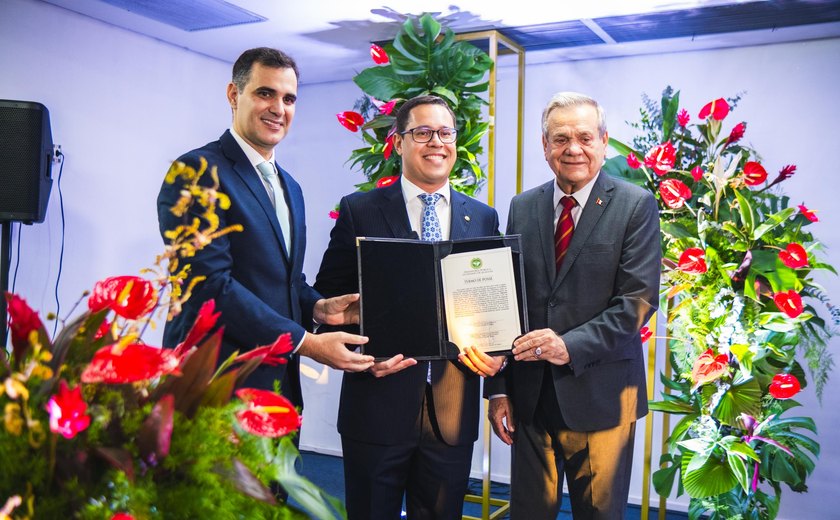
left=464, top=215, right=471, bottom=222
left=596, top=197, right=603, bottom=206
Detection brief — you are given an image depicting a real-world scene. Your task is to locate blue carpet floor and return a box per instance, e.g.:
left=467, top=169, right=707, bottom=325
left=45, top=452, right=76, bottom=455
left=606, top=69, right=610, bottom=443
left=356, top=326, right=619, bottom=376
left=298, top=450, right=688, bottom=519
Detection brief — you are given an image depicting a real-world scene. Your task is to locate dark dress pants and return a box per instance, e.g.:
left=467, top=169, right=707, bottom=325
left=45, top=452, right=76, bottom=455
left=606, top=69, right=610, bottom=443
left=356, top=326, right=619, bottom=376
left=341, top=384, right=473, bottom=520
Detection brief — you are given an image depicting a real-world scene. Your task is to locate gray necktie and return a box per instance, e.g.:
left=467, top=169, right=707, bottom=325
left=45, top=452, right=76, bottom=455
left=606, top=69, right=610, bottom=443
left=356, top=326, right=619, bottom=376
left=256, top=161, right=292, bottom=253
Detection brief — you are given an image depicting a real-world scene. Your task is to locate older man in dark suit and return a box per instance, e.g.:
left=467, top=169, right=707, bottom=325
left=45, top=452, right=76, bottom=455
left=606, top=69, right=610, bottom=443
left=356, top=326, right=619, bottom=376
left=486, top=92, right=660, bottom=519
left=157, top=48, right=374, bottom=409
left=315, top=95, right=505, bottom=519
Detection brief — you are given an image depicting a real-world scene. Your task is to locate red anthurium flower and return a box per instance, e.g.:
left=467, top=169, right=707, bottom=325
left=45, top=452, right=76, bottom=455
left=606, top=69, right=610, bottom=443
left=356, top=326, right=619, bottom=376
left=111, top=514, right=135, bottom=520
left=690, top=166, right=704, bottom=181
left=45, top=380, right=91, bottom=439
left=798, top=204, right=818, bottom=222
left=626, top=153, right=641, bottom=169
left=379, top=99, right=397, bottom=115
left=235, top=333, right=293, bottom=367
left=5, top=292, right=44, bottom=344
left=336, top=111, right=364, bottom=132
left=677, top=108, right=690, bottom=127
left=235, top=388, right=301, bottom=437
left=660, top=178, right=692, bottom=209
left=768, top=373, right=801, bottom=399
left=174, top=299, right=220, bottom=357
left=94, top=319, right=112, bottom=341
left=678, top=247, right=707, bottom=274
left=383, top=137, right=394, bottom=160
left=328, top=210, right=339, bottom=220
left=698, top=98, right=730, bottom=121
left=81, top=343, right=181, bottom=384
left=644, top=142, right=676, bottom=176
left=726, top=122, right=746, bottom=145
left=691, top=348, right=729, bottom=387
left=376, top=175, right=399, bottom=188
left=640, top=325, right=653, bottom=343
left=743, top=161, right=767, bottom=186
left=88, top=276, right=157, bottom=320
left=779, top=243, right=808, bottom=269
left=370, top=43, right=389, bottom=65
left=773, top=290, right=804, bottom=318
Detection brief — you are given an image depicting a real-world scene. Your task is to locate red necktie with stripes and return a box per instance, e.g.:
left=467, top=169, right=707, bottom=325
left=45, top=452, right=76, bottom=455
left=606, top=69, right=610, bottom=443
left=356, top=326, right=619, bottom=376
left=555, top=195, right=576, bottom=271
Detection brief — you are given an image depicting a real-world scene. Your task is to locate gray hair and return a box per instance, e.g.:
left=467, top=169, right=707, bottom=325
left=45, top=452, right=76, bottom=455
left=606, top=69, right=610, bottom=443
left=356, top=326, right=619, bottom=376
left=541, top=92, right=607, bottom=138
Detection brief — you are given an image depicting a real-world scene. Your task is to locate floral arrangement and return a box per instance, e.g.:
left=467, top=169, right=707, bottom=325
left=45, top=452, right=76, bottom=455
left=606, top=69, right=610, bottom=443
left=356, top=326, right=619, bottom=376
left=605, top=87, right=837, bottom=519
left=1, top=160, right=343, bottom=519
left=334, top=13, right=493, bottom=198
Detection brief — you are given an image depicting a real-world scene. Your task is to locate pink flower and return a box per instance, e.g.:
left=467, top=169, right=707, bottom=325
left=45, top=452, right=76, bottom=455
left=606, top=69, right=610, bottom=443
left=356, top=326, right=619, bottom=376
left=5, top=292, right=44, bottom=345
left=660, top=178, right=692, bottom=209
left=370, top=43, right=389, bottom=65
left=626, top=153, right=641, bottom=169
left=45, top=380, right=91, bottom=439
left=690, top=166, right=704, bottom=181
left=379, top=100, right=397, bottom=115
left=774, top=290, right=804, bottom=318
left=743, top=162, right=768, bottom=186
left=725, top=122, right=746, bottom=145
left=768, top=164, right=797, bottom=188
left=336, top=111, right=364, bottom=132
left=769, top=373, right=801, bottom=399
left=677, top=108, right=690, bottom=127
left=88, top=276, right=157, bottom=320
left=678, top=247, right=707, bottom=274
left=235, top=388, right=301, bottom=438
left=328, top=210, right=340, bottom=220
left=640, top=326, right=653, bottom=343
left=778, top=243, right=808, bottom=269
left=235, top=333, right=293, bottom=367
left=798, top=204, right=818, bottom=222
left=644, top=142, right=676, bottom=176
left=691, top=349, right=729, bottom=387
left=81, top=343, right=181, bottom=384
left=174, top=299, right=220, bottom=357
left=376, top=175, right=399, bottom=188
left=698, top=98, right=730, bottom=121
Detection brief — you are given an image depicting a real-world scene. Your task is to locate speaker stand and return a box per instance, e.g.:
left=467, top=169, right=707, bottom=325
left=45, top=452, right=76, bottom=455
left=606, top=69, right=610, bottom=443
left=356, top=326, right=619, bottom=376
left=1, top=221, right=11, bottom=351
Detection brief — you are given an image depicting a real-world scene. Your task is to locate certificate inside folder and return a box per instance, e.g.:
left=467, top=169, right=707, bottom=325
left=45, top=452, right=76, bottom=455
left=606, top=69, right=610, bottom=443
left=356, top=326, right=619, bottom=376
left=357, top=236, right=528, bottom=361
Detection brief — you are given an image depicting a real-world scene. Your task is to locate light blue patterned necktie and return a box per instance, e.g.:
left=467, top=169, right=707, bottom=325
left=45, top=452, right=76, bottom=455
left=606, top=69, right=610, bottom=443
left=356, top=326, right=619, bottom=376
left=418, top=193, right=442, bottom=241
left=418, top=192, right=443, bottom=383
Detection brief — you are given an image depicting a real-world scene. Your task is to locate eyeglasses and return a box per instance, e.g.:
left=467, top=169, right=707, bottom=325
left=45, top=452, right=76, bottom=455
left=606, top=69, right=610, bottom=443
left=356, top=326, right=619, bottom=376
left=399, top=127, right=458, bottom=144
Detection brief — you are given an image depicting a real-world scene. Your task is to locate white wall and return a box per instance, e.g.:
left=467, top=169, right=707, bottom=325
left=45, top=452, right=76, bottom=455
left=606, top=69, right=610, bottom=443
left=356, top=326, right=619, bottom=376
left=3, top=0, right=839, bottom=517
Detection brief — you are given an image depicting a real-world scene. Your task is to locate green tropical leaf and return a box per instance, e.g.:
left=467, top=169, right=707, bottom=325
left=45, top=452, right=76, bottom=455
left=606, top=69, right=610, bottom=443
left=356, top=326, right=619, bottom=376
left=653, top=461, right=680, bottom=496
left=681, top=451, right=739, bottom=498
left=662, top=90, right=680, bottom=142
left=753, top=207, right=796, bottom=241
left=714, top=378, right=762, bottom=425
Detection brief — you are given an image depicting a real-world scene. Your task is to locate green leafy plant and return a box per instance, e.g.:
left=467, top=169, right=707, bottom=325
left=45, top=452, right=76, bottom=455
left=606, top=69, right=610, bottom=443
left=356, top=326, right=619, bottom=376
left=1, top=160, right=343, bottom=520
left=606, top=87, right=837, bottom=519
left=335, top=13, right=493, bottom=196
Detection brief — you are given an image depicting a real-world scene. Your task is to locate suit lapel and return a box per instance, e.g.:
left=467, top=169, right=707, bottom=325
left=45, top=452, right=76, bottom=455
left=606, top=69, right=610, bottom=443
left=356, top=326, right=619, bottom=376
left=449, top=191, right=472, bottom=240
left=220, top=131, right=290, bottom=263
left=553, top=174, right=614, bottom=288
left=536, top=182, right=557, bottom=284
left=378, top=181, right=413, bottom=238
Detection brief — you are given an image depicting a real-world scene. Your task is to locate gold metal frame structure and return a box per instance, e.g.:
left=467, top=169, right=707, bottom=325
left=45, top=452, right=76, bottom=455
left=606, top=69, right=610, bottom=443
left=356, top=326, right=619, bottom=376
left=453, top=29, right=524, bottom=520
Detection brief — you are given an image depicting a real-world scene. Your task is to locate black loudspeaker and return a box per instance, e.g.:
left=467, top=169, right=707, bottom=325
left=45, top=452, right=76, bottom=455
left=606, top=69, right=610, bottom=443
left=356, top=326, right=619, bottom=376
left=0, top=100, right=54, bottom=223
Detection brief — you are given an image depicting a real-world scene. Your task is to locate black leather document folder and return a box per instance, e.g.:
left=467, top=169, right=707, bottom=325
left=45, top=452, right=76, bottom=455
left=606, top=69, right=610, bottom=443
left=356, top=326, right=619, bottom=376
left=356, top=235, right=528, bottom=360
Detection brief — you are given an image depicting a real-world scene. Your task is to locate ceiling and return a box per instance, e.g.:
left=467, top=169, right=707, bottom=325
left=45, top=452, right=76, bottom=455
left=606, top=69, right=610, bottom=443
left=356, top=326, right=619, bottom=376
left=41, top=0, right=840, bottom=84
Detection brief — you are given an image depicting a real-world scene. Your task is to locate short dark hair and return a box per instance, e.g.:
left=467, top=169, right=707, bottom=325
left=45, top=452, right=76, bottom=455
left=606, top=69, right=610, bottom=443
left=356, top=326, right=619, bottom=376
left=231, top=47, right=299, bottom=92
left=394, top=95, right=456, bottom=133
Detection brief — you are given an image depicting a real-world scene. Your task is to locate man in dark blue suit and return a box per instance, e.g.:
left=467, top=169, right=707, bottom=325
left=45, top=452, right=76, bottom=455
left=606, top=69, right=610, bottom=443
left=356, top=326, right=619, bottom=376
left=315, top=95, right=506, bottom=519
left=157, top=47, right=374, bottom=409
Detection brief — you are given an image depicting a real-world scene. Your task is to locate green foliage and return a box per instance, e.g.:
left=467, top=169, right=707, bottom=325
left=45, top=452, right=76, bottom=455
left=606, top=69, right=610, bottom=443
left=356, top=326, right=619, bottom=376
left=1, top=162, right=342, bottom=519
left=613, top=88, right=837, bottom=519
left=344, top=13, right=492, bottom=196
